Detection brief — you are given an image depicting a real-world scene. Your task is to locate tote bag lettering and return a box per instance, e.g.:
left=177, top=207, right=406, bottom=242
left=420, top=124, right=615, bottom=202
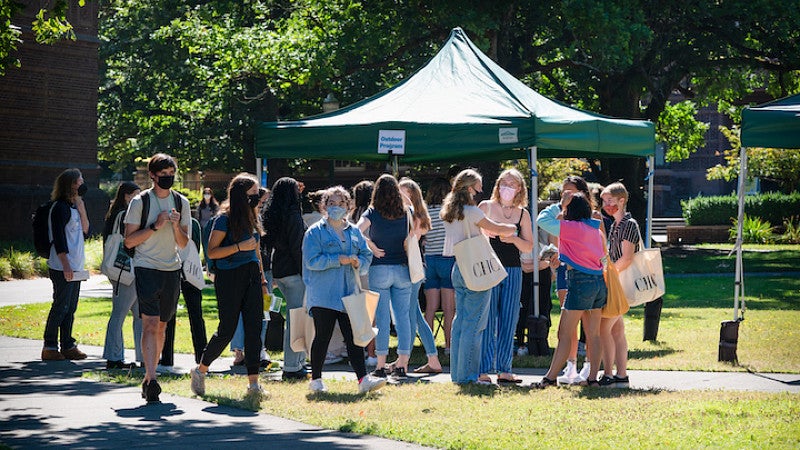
left=180, top=240, right=206, bottom=290
left=619, top=230, right=665, bottom=307
left=101, top=211, right=135, bottom=286
left=453, top=220, right=507, bottom=292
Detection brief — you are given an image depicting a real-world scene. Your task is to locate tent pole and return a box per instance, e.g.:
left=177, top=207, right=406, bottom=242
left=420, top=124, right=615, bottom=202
left=391, top=153, right=399, bottom=178
left=646, top=156, right=655, bottom=249
left=529, top=146, right=539, bottom=318
left=734, top=146, right=748, bottom=321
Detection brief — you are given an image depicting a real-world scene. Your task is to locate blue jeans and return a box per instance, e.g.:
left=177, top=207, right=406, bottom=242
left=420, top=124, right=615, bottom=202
left=450, top=264, right=491, bottom=383
left=231, top=313, right=267, bottom=353
left=480, top=267, right=522, bottom=374
left=276, top=274, right=306, bottom=371
left=369, top=264, right=413, bottom=356
left=103, top=281, right=143, bottom=362
left=43, top=269, right=81, bottom=350
left=407, top=280, right=437, bottom=356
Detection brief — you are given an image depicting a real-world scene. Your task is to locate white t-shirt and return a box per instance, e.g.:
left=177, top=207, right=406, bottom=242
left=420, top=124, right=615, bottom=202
left=125, top=190, right=191, bottom=271
left=441, top=205, right=485, bottom=257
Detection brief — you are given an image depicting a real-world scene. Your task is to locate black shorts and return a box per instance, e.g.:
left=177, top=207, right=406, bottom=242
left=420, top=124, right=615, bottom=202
left=134, top=267, right=181, bottom=322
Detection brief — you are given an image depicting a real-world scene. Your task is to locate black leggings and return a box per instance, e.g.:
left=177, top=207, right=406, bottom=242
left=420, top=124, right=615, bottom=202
left=310, top=307, right=366, bottom=380
left=201, top=262, right=263, bottom=375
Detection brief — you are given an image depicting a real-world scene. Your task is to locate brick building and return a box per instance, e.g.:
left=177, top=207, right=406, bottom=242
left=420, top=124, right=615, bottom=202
left=0, top=0, right=106, bottom=241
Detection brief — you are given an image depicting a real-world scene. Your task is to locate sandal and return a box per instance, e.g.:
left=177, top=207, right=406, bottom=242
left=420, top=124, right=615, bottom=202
left=497, top=373, right=523, bottom=384
left=413, top=363, right=442, bottom=374
left=533, top=377, right=557, bottom=389
left=477, top=374, right=493, bottom=384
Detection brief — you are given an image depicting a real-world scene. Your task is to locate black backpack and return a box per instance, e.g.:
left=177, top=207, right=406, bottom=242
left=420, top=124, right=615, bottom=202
left=32, top=201, right=57, bottom=258
left=124, top=189, right=184, bottom=257
left=201, top=215, right=219, bottom=275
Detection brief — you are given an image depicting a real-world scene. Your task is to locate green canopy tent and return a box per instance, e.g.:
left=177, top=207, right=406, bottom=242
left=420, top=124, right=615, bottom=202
left=727, top=94, right=800, bottom=342
left=255, top=27, right=655, bottom=338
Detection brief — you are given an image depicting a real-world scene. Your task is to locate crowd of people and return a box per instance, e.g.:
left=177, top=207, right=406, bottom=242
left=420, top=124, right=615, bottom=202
left=40, top=153, right=642, bottom=403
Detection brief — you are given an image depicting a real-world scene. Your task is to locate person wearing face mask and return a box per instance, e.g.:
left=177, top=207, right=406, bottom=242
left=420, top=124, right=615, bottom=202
left=440, top=169, right=516, bottom=384
left=41, top=168, right=91, bottom=361
left=302, top=186, right=386, bottom=394
left=196, top=188, right=219, bottom=230
left=191, top=173, right=270, bottom=401
left=124, top=153, right=191, bottom=403
left=597, top=182, right=637, bottom=388
left=476, top=169, right=534, bottom=384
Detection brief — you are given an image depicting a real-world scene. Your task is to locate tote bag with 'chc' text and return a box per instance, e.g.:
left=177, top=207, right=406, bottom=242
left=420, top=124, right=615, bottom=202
left=453, top=219, right=507, bottom=292
left=618, top=229, right=665, bottom=307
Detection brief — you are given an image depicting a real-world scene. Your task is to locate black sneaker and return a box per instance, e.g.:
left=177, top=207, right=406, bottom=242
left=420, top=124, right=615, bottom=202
left=371, top=368, right=388, bottom=378
left=145, top=379, right=161, bottom=403
left=390, top=367, right=408, bottom=379
left=107, top=360, right=136, bottom=370
left=141, top=381, right=147, bottom=399
left=281, top=368, right=308, bottom=381
left=613, top=375, right=630, bottom=388
left=598, top=375, right=616, bottom=387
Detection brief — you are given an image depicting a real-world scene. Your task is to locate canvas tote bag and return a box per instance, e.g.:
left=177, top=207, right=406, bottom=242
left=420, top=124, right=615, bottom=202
left=341, top=268, right=380, bottom=347
left=289, top=294, right=315, bottom=354
left=453, top=218, right=507, bottom=291
left=101, top=211, right=135, bottom=286
left=618, top=229, right=665, bottom=307
left=180, top=240, right=206, bottom=290
left=405, top=208, right=425, bottom=283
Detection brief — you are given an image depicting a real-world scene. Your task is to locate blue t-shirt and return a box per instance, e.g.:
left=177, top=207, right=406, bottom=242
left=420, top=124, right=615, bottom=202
left=362, top=207, right=408, bottom=266
left=211, top=214, right=260, bottom=270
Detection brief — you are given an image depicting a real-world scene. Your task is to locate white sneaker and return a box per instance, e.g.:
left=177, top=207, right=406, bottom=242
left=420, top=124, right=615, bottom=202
left=190, top=367, right=206, bottom=396
left=358, top=374, right=387, bottom=394
left=309, top=378, right=328, bottom=392
left=557, top=360, right=585, bottom=385
left=246, top=384, right=268, bottom=401
left=516, top=346, right=528, bottom=356
left=579, top=361, right=591, bottom=380
left=364, top=356, right=378, bottom=367
left=324, top=352, right=344, bottom=365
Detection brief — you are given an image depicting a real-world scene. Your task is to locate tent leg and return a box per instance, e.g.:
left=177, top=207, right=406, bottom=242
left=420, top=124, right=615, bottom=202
left=526, top=146, right=549, bottom=355
left=643, top=156, right=662, bottom=342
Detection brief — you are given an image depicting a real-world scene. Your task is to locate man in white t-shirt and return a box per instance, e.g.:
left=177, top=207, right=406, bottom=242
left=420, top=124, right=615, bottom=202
left=124, top=153, right=190, bottom=403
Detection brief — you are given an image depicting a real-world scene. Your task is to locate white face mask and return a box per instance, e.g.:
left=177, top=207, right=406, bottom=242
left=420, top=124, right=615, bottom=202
left=203, top=194, right=211, bottom=201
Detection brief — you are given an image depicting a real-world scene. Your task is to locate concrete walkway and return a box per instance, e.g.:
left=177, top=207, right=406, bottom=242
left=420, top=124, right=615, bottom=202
left=1, top=275, right=798, bottom=449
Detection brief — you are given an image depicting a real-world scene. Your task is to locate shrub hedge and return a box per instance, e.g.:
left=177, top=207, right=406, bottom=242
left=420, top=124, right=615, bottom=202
left=681, top=192, right=800, bottom=226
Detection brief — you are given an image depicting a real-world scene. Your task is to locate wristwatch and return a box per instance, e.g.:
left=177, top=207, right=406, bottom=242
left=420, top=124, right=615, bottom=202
left=149, top=223, right=157, bottom=231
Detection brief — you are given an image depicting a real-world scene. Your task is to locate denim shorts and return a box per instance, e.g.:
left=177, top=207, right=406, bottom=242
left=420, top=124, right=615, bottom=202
left=134, top=267, right=180, bottom=321
left=556, top=264, right=567, bottom=290
left=423, top=255, right=454, bottom=289
left=563, top=269, right=607, bottom=311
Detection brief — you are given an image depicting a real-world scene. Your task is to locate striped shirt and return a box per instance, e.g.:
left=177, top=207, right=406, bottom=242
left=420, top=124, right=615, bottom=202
left=424, top=204, right=446, bottom=256
left=608, top=213, right=640, bottom=262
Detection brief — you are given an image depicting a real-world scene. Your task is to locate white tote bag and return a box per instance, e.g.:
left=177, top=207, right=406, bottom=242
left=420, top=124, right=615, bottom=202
left=405, top=208, right=425, bottom=284
left=180, top=240, right=206, bottom=290
left=341, top=268, right=380, bottom=347
left=101, top=211, right=135, bottom=286
left=453, top=219, right=507, bottom=292
left=618, top=229, right=665, bottom=307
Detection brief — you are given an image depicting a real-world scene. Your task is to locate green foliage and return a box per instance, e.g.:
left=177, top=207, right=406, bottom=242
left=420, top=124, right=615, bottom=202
left=502, top=157, right=588, bottom=201
left=5, top=247, right=35, bottom=279
left=175, top=187, right=202, bottom=209
left=0, top=257, right=11, bottom=280
left=0, top=0, right=24, bottom=76
left=657, top=101, right=709, bottom=162
left=781, top=217, right=800, bottom=244
left=730, top=215, right=774, bottom=244
left=681, top=192, right=800, bottom=226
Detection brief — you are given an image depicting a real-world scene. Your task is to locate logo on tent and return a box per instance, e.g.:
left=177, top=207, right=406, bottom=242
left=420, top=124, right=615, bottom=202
left=499, top=128, right=518, bottom=144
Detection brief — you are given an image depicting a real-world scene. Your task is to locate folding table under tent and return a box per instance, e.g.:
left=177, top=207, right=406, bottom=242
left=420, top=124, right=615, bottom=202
left=256, top=27, right=655, bottom=325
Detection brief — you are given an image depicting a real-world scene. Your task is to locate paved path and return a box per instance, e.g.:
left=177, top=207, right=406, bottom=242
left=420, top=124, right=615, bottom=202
left=1, top=275, right=798, bottom=449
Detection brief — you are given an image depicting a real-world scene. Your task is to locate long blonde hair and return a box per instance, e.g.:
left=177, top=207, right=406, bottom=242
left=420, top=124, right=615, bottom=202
left=399, top=178, right=431, bottom=231
left=441, top=169, right=481, bottom=223
left=490, top=168, right=528, bottom=208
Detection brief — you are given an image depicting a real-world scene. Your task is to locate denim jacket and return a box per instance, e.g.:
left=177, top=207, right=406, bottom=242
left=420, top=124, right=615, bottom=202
left=302, top=218, right=373, bottom=312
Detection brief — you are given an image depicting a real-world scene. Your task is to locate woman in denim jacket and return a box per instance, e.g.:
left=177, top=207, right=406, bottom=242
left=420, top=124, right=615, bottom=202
left=303, top=186, right=386, bottom=394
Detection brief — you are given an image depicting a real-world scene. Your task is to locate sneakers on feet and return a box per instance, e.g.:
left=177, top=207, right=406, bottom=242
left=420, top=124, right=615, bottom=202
left=598, top=375, right=616, bottom=387
left=145, top=379, right=161, bottom=403
left=156, top=364, right=175, bottom=374
left=61, top=346, right=87, bottom=360
left=613, top=375, right=630, bottom=388
left=106, top=360, right=136, bottom=370
left=309, top=378, right=328, bottom=393
left=41, top=349, right=65, bottom=361
left=358, top=374, right=387, bottom=394
left=533, top=377, right=557, bottom=389
left=371, top=367, right=388, bottom=378
left=578, top=361, right=591, bottom=380
left=282, top=368, right=308, bottom=381
left=364, top=356, right=378, bottom=367
left=190, top=367, right=206, bottom=396
left=557, top=360, right=585, bottom=385
left=245, top=384, right=267, bottom=402
left=390, top=367, right=407, bottom=379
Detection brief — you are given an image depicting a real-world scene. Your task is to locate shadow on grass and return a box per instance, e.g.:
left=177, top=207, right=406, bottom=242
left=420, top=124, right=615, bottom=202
left=628, top=346, right=680, bottom=360
left=571, top=386, right=669, bottom=400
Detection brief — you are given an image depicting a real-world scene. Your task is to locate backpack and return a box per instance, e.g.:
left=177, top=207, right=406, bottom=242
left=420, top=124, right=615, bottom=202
left=32, top=201, right=57, bottom=258
left=124, top=189, right=184, bottom=257
left=201, top=215, right=219, bottom=275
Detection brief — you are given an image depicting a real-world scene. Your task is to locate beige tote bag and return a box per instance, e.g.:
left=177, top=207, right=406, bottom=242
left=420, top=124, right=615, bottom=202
left=618, top=229, right=665, bottom=307
left=453, top=219, right=507, bottom=291
left=289, top=295, right=315, bottom=354
left=405, top=208, right=425, bottom=283
left=342, top=268, right=380, bottom=347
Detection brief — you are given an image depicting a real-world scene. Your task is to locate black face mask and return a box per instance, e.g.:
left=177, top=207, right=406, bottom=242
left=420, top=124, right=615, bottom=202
left=156, top=175, right=175, bottom=190
left=248, top=194, right=261, bottom=208
left=77, top=184, right=88, bottom=197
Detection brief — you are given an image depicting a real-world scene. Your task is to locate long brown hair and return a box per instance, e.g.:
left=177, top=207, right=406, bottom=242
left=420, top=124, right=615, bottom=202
left=399, top=178, right=431, bottom=231
left=51, top=168, right=82, bottom=202
left=425, top=177, right=451, bottom=206
left=441, top=169, right=481, bottom=223
left=221, top=173, right=262, bottom=241
left=105, top=181, right=140, bottom=222
left=370, top=174, right=404, bottom=220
